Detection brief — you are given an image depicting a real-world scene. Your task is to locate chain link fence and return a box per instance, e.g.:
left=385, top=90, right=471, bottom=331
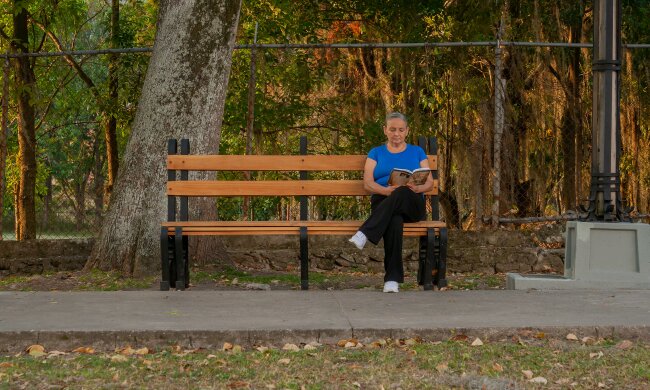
left=1, top=41, right=649, bottom=239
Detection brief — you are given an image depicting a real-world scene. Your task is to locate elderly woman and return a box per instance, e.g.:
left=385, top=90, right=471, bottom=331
left=349, top=112, right=435, bottom=293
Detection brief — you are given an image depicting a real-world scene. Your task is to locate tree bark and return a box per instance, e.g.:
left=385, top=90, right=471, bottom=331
left=13, top=3, right=37, bottom=240
left=104, top=0, right=120, bottom=203
left=0, top=58, right=8, bottom=240
left=86, top=0, right=242, bottom=275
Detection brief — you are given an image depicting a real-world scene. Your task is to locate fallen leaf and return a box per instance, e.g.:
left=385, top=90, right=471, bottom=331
left=471, top=338, right=484, bottom=346
left=522, top=370, right=534, bottom=380
left=344, top=342, right=356, bottom=349
left=529, top=377, right=548, bottom=384
left=222, top=342, right=234, bottom=351
left=493, top=363, right=503, bottom=372
left=47, top=351, right=67, bottom=357
left=555, top=378, right=571, bottom=385
left=566, top=333, right=578, bottom=341
left=336, top=339, right=348, bottom=347
left=582, top=336, right=595, bottom=344
left=207, top=354, right=216, bottom=359
left=307, top=341, right=322, bottom=347
left=535, top=332, right=546, bottom=339
left=436, top=363, right=448, bottom=373
left=73, top=346, right=95, bottom=354
left=26, top=345, right=46, bottom=358
left=590, top=351, right=604, bottom=359
left=227, top=380, right=250, bottom=389
left=111, top=355, right=128, bottom=363
left=352, top=382, right=361, bottom=388
left=616, top=340, right=634, bottom=350
left=598, top=382, right=606, bottom=388
left=282, top=343, right=300, bottom=352
left=231, top=278, right=239, bottom=285
left=451, top=334, right=469, bottom=342
left=404, top=338, right=417, bottom=346
left=135, top=347, right=150, bottom=355
left=232, top=345, right=243, bottom=353
left=303, top=344, right=317, bottom=351
left=0, top=362, right=13, bottom=368
left=255, top=346, right=269, bottom=353
left=278, top=358, right=290, bottom=365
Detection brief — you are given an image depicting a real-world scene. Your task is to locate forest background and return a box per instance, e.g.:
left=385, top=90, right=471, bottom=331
left=0, top=0, right=649, bottom=241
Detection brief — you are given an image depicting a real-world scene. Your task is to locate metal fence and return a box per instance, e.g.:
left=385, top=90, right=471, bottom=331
left=1, top=40, right=649, bottom=239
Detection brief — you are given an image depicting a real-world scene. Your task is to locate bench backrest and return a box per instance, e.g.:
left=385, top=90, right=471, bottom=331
left=166, top=136, right=440, bottom=220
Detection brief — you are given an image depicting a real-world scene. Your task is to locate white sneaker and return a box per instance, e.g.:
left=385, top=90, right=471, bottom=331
left=348, top=231, right=367, bottom=250
left=383, top=281, right=399, bottom=293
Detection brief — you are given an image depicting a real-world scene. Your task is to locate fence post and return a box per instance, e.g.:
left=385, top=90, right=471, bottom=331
left=492, top=11, right=507, bottom=226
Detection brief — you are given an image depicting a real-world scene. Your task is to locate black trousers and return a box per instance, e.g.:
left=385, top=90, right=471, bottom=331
left=359, top=186, right=426, bottom=283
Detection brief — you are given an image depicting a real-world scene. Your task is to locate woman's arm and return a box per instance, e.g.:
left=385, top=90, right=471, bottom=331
left=406, top=159, right=435, bottom=194
left=363, top=158, right=396, bottom=196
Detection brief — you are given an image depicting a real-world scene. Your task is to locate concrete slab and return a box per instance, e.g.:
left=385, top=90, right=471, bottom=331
left=0, top=290, right=649, bottom=352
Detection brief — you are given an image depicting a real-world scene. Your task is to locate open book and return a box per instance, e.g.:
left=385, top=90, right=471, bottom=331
left=387, top=167, right=432, bottom=186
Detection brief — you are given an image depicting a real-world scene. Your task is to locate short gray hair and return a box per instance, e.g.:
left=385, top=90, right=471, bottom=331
left=385, top=112, right=408, bottom=126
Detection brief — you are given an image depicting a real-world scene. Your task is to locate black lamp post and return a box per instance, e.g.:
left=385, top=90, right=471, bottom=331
left=584, top=0, right=629, bottom=221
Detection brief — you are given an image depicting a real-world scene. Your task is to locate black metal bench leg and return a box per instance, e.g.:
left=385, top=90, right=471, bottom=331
left=300, top=226, right=308, bottom=290
left=175, top=227, right=185, bottom=291
left=437, top=227, right=448, bottom=288
left=183, top=235, right=190, bottom=288
left=417, top=236, right=426, bottom=286
left=423, top=228, right=434, bottom=291
left=160, top=227, right=170, bottom=291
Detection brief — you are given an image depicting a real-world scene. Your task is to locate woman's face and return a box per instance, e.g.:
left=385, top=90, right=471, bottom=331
left=383, top=118, right=409, bottom=146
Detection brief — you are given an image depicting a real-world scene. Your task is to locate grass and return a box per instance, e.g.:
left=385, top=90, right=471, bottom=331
left=0, top=270, right=155, bottom=291
left=1, top=339, right=648, bottom=389
left=192, top=266, right=349, bottom=287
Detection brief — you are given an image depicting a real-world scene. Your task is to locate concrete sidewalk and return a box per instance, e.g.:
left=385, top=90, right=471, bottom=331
left=1, top=289, right=649, bottom=352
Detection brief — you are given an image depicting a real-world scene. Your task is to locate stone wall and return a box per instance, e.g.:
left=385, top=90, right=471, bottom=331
left=0, top=227, right=564, bottom=275
left=0, top=239, right=92, bottom=275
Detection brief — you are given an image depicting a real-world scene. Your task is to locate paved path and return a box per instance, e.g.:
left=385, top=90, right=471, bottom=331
left=1, top=289, right=649, bottom=351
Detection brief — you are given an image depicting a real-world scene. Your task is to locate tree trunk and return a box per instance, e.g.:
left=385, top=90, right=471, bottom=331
left=104, top=0, right=120, bottom=202
left=13, top=4, right=37, bottom=240
left=86, top=0, right=242, bottom=276
left=0, top=58, right=8, bottom=240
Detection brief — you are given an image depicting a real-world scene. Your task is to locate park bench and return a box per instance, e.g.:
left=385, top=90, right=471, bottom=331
left=160, top=136, right=448, bottom=291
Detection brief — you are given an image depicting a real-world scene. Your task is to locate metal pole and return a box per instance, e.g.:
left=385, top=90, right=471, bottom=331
left=492, top=10, right=506, bottom=226
left=585, top=0, right=626, bottom=221
left=243, top=22, right=258, bottom=221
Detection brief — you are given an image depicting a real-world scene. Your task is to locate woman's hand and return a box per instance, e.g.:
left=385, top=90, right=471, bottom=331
left=406, top=182, right=424, bottom=193
left=383, top=185, right=399, bottom=196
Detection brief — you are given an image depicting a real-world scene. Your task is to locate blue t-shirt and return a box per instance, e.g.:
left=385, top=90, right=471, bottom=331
left=368, top=144, right=427, bottom=186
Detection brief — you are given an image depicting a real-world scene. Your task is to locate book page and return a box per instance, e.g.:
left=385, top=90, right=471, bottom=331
left=408, top=170, right=431, bottom=186
left=388, top=170, right=411, bottom=186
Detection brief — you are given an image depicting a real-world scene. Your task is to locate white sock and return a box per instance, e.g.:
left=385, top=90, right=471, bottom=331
left=348, top=231, right=367, bottom=250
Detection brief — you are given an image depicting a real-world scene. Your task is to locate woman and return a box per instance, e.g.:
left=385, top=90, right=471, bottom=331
left=349, top=112, right=435, bottom=293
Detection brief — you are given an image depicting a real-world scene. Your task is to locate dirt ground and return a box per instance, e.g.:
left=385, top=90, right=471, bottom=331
left=0, top=264, right=509, bottom=292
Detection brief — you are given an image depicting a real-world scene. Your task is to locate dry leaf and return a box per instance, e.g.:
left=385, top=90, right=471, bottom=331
left=535, top=332, right=546, bottom=339
left=436, top=363, right=448, bottom=373
left=616, top=340, right=633, bottom=350
left=282, top=343, right=300, bottom=352
left=451, top=334, right=469, bottom=342
left=73, top=346, right=95, bottom=354
left=589, top=351, right=604, bottom=359
left=493, top=363, right=504, bottom=372
left=404, top=338, right=417, bottom=346
left=336, top=339, right=348, bottom=347
left=278, top=358, right=291, bottom=365
left=222, top=342, right=234, bottom=351
left=0, top=362, right=13, bottom=368
left=598, top=382, right=606, bottom=388
left=111, top=354, right=128, bottom=363
left=207, top=354, right=216, bottom=359
left=26, top=345, right=46, bottom=357
left=255, top=346, right=269, bottom=353
left=529, top=377, right=548, bottom=384
left=555, top=378, right=571, bottom=385
left=47, top=351, right=67, bottom=357
left=582, top=336, right=595, bottom=344
left=566, top=333, right=578, bottom=341
left=344, top=342, right=357, bottom=349
left=119, top=347, right=135, bottom=356
left=522, top=370, right=534, bottom=380
left=471, top=338, right=484, bottom=346
left=303, top=344, right=317, bottom=351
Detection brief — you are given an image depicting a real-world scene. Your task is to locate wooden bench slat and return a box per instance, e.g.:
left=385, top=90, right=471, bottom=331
left=168, top=180, right=439, bottom=196
left=170, top=231, right=437, bottom=236
left=162, top=220, right=446, bottom=227
left=168, top=155, right=438, bottom=171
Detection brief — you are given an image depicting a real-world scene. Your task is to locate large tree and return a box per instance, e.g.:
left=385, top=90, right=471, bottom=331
left=86, top=0, right=241, bottom=275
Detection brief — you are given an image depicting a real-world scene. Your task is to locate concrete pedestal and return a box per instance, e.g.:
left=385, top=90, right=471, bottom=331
left=507, top=221, right=650, bottom=290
